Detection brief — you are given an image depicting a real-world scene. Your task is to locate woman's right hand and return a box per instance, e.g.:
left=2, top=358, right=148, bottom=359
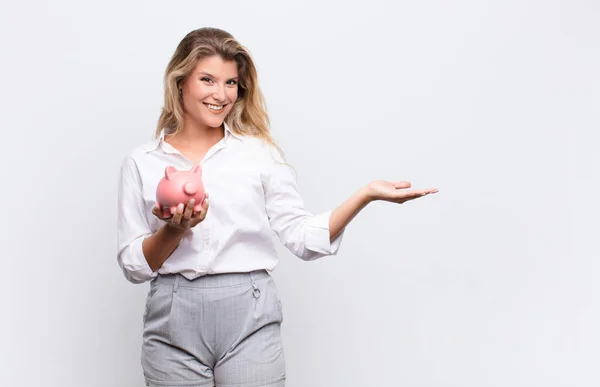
left=151, top=194, right=210, bottom=233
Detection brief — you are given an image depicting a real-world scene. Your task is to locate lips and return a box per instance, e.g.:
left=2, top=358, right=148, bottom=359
left=203, top=103, right=226, bottom=113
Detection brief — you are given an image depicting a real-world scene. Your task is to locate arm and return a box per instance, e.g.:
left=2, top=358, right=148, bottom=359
left=117, top=156, right=186, bottom=283
left=144, top=198, right=210, bottom=272
left=118, top=157, right=209, bottom=282
left=328, top=186, right=371, bottom=243
left=141, top=225, right=186, bottom=272
left=261, top=146, right=438, bottom=260
left=328, top=181, right=439, bottom=242
left=117, top=157, right=159, bottom=283
left=262, top=147, right=347, bottom=261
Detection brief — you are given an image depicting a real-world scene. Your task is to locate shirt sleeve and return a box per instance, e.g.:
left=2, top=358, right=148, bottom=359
left=261, top=145, right=345, bottom=261
left=117, top=156, right=157, bottom=284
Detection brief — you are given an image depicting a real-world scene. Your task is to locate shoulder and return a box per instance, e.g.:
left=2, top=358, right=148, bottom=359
left=241, top=137, right=295, bottom=183
left=119, top=138, right=158, bottom=176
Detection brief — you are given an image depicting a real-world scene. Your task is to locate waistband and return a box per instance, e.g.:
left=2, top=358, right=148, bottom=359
left=152, top=270, right=270, bottom=289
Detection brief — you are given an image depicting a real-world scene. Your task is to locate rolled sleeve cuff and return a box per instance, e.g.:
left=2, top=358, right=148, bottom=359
left=119, top=235, right=157, bottom=284
left=304, top=211, right=344, bottom=259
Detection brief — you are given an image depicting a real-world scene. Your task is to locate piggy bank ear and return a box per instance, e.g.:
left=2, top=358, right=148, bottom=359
left=191, top=165, right=202, bottom=175
left=165, top=165, right=177, bottom=180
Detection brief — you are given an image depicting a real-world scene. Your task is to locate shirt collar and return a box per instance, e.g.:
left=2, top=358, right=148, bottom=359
left=143, top=122, right=244, bottom=153
left=223, top=121, right=245, bottom=144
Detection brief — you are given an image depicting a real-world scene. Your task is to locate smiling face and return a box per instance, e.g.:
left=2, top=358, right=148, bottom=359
left=180, top=55, right=239, bottom=129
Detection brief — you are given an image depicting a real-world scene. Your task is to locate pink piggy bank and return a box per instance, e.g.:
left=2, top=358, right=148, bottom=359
left=156, top=165, right=206, bottom=218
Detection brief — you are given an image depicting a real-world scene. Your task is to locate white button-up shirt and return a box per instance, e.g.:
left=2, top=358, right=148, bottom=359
left=117, top=123, right=344, bottom=284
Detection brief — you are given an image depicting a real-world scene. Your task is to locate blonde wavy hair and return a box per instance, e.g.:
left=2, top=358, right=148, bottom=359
left=156, top=27, right=284, bottom=159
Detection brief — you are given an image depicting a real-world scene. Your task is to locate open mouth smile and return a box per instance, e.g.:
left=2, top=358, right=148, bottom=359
left=203, top=103, right=226, bottom=112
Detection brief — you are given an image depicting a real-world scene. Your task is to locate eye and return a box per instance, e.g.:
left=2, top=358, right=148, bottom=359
left=227, top=79, right=238, bottom=85
left=200, top=77, right=213, bottom=83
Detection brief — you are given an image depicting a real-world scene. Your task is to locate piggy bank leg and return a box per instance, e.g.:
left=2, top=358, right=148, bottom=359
left=162, top=207, right=172, bottom=218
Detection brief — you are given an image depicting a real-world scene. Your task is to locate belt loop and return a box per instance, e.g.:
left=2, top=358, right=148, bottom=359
left=249, top=271, right=261, bottom=299
left=173, top=274, right=180, bottom=293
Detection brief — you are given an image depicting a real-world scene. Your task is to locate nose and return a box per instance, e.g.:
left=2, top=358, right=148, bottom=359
left=212, top=84, right=226, bottom=102
left=183, top=182, right=197, bottom=195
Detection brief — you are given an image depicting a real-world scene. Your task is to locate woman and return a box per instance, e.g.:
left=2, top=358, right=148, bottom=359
left=117, top=27, right=438, bottom=387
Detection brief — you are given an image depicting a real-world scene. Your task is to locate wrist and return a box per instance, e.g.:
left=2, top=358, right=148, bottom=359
left=163, top=223, right=187, bottom=238
left=357, top=185, right=374, bottom=205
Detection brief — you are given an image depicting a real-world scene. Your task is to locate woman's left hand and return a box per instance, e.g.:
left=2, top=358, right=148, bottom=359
left=363, top=180, right=438, bottom=204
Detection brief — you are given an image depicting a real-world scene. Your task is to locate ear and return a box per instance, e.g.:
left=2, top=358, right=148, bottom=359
left=191, top=165, right=202, bottom=175
left=165, top=165, right=177, bottom=180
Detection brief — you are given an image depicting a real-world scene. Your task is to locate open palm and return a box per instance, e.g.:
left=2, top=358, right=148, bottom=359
left=365, top=180, right=438, bottom=204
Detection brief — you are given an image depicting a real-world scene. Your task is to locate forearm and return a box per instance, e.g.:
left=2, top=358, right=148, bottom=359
left=329, top=186, right=372, bottom=242
left=142, top=225, right=186, bottom=272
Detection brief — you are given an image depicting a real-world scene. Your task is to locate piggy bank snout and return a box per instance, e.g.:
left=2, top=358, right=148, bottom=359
left=183, top=182, right=198, bottom=195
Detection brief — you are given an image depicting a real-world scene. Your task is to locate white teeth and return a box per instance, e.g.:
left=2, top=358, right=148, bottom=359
left=206, top=104, right=224, bottom=111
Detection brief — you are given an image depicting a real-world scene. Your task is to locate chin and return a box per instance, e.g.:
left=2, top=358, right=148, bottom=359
left=206, top=118, right=225, bottom=128
left=205, top=112, right=232, bottom=126
left=194, top=113, right=222, bottom=127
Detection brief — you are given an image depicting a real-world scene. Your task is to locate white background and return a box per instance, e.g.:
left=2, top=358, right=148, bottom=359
left=1, top=0, right=598, bottom=386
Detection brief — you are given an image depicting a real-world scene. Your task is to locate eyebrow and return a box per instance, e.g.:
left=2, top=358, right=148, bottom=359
left=199, top=72, right=239, bottom=80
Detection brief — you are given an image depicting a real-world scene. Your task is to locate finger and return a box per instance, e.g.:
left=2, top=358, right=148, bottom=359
left=388, top=190, right=426, bottom=203
left=193, top=197, right=209, bottom=222
left=401, top=190, right=438, bottom=202
left=393, top=181, right=411, bottom=189
left=193, top=193, right=208, bottom=212
left=397, top=189, right=427, bottom=198
left=171, top=203, right=185, bottom=224
left=152, top=204, right=166, bottom=220
left=192, top=197, right=206, bottom=216
left=418, top=188, right=439, bottom=196
left=183, top=199, right=195, bottom=220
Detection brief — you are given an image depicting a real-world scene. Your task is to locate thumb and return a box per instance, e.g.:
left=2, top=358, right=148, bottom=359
left=393, top=181, right=411, bottom=189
